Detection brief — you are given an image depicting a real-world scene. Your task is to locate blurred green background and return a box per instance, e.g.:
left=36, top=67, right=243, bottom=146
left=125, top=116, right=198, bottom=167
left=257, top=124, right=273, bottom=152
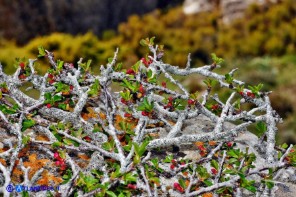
left=0, top=0, right=295, bottom=144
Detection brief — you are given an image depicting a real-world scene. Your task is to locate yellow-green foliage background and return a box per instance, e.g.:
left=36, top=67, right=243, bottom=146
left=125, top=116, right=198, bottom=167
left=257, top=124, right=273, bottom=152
left=0, top=0, right=295, bottom=143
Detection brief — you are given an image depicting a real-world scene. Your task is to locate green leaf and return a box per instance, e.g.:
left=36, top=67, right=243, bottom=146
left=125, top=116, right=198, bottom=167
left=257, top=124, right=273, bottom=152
left=106, top=191, right=117, bottom=197
left=37, top=46, right=46, bottom=58
left=228, top=149, right=239, bottom=158
left=57, top=60, right=64, bottom=71
left=225, top=73, right=233, bottom=84
left=178, top=179, right=186, bottom=189
left=211, top=53, right=224, bottom=64
left=124, top=172, right=137, bottom=183
left=281, top=143, right=288, bottom=149
left=163, top=155, right=173, bottom=163
left=53, top=95, right=62, bottom=103
left=44, top=92, right=52, bottom=100
left=210, top=159, right=219, bottom=170
left=256, top=122, right=267, bottom=135
left=140, top=39, right=148, bottom=46
left=203, top=179, right=213, bottom=186
left=149, top=36, right=155, bottom=45
left=132, top=61, right=141, bottom=73
left=22, top=119, right=36, bottom=132
left=88, top=79, right=100, bottom=97
left=22, top=135, right=30, bottom=145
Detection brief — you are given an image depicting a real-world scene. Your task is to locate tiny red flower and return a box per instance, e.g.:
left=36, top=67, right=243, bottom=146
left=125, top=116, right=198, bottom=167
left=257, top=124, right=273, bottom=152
left=168, top=97, right=173, bottom=102
left=46, top=104, right=51, bottom=108
left=127, top=184, right=137, bottom=190
left=19, top=62, right=25, bottom=69
left=211, top=168, right=218, bottom=175
left=170, top=164, right=175, bottom=170
left=239, top=91, right=244, bottom=96
left=161, top=82, right=166, bottom=88
left=70, top=85, right=73, bottom=91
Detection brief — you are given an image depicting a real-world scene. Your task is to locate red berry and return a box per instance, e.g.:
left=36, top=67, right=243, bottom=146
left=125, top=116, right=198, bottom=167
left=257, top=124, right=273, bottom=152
left=54, top=152, right=59, bottom=159
left=173, top=183, right=184, bottom=192
left=70, top=85, right=73, bottom=91
left=188, top=99, right=195, bottom=105
left=49, top=79, right=55, bottom=84
left=124, top=113, right=132, bottom=118
left=127, top=184, right=137, bottom=190
left=55, top=160, right=61, bottom=166
left=69, top=63, right=74, bottom=68
left=211, top=104, right=219, bottom=111
left=83, top=136, right=92, bottom=142
left=48, top=73, right=54, bottom=79
left=170, top=164, right=175, bottom=170
left=247, top=92, right=255, bottom=98
left=239, top=91, right=244, bottom=96
left=211, top=168, right=218, bottom=175
left=139, top=85, right=145, bottom=94
left=19, top=62, right=25, bottom=69
left=167, top=102, right=172, bottom=107
left=171, top=159, right=176, bottom=164
left=19, top=74, right=26, bottom=79
left=121, top=98, right=127, bottom=104
left=126, top=69, right=135, bottom=75
left=46, top=104, right=51, bottom=108
left=168, top=97, right=173, bottom=102
left=227, top=142, right=233, bottom=147
left=161, top=82, right=166, bottom=88
left=142, top=111, right=149, bottom=116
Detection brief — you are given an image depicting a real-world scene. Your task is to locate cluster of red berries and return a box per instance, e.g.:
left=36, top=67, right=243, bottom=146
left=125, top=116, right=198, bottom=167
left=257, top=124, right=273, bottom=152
left=141, top=58, right=152, bottom=67
left=18, top=62, right=27, bottom=80
left=196, top=144, right=207, bottom=157
left=170, top=159, right=186, bottom=170
left=54, top=152, right=66, bottom=170
left=211, top=104, right=220, bottom=111
left=239, top=91, right=255, bottom=99
left=173, top=182, right=184, bottom=193
left=164, top=97, right=174, bottom=110
left=48, top=73, right=55, bottom=85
